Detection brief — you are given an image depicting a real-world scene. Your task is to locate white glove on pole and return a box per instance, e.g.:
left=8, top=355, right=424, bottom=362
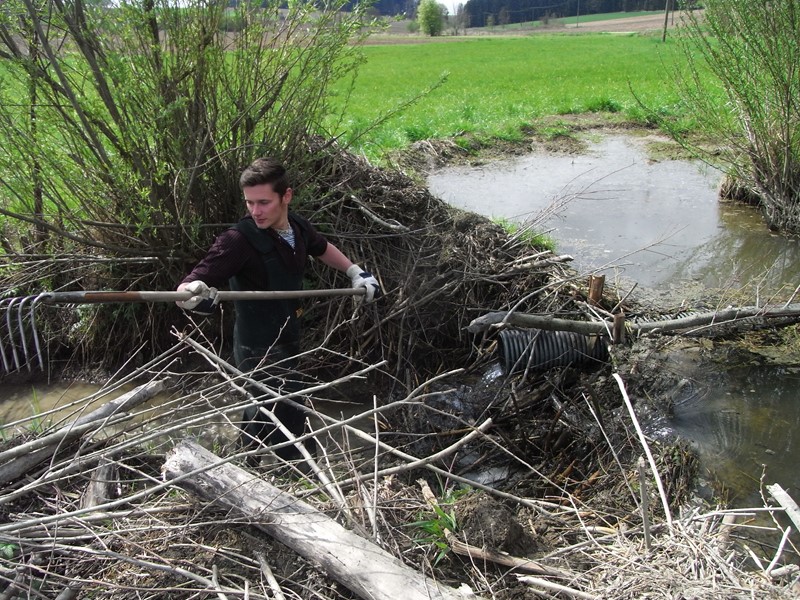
left=346, top=264, right=381, bottom=303
left=178, top=280, right=220, bottom=315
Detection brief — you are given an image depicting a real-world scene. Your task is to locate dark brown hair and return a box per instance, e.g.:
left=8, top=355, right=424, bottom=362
left=239, top=158, right=290, bottom=195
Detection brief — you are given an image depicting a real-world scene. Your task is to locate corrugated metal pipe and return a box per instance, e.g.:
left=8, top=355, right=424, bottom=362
left=498, top=328, right=609, bottom=374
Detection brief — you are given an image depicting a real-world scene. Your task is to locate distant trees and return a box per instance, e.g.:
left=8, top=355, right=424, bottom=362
left=462, top=0, right=665, bottom=28
left=498, top=6, right=510, bottom=26
left=418, top=0, right=446, bottom=35
left=450, top=3, right=470, bottom=34
left=369, top=0, right=412, bottom=15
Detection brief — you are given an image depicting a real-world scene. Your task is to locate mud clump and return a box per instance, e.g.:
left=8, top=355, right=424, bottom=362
left=455, top=493, right=539, bottom=556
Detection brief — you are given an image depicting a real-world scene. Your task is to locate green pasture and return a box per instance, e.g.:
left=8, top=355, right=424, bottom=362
left=330, top=32, right=698, bottom=160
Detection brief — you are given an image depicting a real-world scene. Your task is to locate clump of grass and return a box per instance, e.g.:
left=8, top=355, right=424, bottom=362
left=493, top=217, right=556, bottom=252
left=27, top=390, right=49, bottom=435
left=530, top=119, right=575, bottom=141
left=585, top=97, right=623, bottom=113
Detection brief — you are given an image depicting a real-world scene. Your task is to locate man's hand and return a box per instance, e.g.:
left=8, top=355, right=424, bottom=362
left=346, top=264, right=381, bottom=303
left=178, top=280, right=220, bottom=315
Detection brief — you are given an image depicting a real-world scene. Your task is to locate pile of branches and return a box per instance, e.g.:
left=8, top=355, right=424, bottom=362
left=0, top=140, right=577, bottom=381
left=294, top=144, right=580, bottom=379
left=0, top=332, right=798, bottom=599
left=3, top=141, right=799, bottom=598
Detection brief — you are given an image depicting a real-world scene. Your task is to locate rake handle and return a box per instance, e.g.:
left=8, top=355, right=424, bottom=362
left=37, top=288, right=366, bottom=304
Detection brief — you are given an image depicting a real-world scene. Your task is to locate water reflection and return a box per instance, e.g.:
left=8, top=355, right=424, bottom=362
left=671, top=204, right=800, bottom=294
left=0, top=382, right=112, bottom=434
left=427, top=134, right=800, bottom=294
left=658, top=363, right=800, bottom=507
left=428, top=133, right=800, bottom=507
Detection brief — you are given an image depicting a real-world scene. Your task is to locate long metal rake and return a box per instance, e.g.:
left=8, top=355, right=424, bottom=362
left=0, top=288, right=365, bottom=374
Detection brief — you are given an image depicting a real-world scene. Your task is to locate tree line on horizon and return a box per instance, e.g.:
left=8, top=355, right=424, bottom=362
left=349, top=0, right=694, bottom=29
left=459, top=0, right=677, bottom=28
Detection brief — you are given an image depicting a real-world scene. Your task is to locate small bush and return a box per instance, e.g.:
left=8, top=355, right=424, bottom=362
left=586, top=97, right=623, bottom=113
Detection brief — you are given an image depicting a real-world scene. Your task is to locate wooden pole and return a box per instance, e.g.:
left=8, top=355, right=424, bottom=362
left=638, top=456, right=651, bottom=550
left=612, top=312, right=626, bottom=345
left=467, top=303, right=800, bottom=336
left=163, top=440, right=481, bottom=600
left=588, top=274, right=605, bottom=306
left=36, top=288, right=365, bottom=304
left=662, top=0, right=670, bottom=42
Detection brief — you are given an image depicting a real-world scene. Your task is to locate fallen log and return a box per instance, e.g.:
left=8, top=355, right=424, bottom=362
left=80, top=457, right=118, bottom=510
left=0, top=380, right=163, bottom=487
left=162, top=439, right=479, bottom=600
left=467, top=303, right=800, bottom=336
left=767, top=483, right=800, bottom=533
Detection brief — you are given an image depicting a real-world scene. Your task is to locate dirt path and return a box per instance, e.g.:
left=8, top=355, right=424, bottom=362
left=561, top=12, right=680, bottom=33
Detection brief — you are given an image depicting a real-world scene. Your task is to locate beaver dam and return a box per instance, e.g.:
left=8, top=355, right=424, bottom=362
left=1, top=145, right=799, bottom=599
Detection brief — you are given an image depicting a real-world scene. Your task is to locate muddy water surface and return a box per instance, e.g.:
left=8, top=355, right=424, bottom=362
left=428, top=133, right=800, bottom=507
left=428, top=134, right=800, bottom=295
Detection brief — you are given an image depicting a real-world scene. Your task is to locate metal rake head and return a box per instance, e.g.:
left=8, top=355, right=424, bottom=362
left=0, top=293, right=51, bottom=374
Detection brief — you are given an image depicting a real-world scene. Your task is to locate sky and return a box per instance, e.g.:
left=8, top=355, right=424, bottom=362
left=444, top=0, right=461, bottom=16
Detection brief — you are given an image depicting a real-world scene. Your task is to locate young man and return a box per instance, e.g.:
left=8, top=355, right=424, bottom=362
left=177, top=157, right=380, bottom=466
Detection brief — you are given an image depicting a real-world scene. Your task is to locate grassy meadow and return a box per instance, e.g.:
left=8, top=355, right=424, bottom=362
left=330, top=32, right=702, bottom=160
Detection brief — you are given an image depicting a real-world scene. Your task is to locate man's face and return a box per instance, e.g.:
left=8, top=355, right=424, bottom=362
left=243, top=183, right=292, bottom=230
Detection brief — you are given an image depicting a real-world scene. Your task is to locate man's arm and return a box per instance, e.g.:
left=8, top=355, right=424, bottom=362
left=318, top=242, right=354, bottom=272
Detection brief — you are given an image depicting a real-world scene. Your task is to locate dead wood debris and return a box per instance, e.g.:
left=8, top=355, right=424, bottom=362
left=0, top=337, right=796, bottom=600
left=0, top=147, right=797, bottom=599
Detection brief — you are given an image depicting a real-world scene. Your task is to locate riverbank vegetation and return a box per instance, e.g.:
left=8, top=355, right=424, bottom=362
left=664, top=0, right=800, bottom=233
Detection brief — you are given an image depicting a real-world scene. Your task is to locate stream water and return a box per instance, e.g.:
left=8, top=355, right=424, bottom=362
left=428, top=133, right=800, bottom=508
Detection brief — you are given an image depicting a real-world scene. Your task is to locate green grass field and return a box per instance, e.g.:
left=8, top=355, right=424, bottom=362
left=329, top=32, right=696, bottom=160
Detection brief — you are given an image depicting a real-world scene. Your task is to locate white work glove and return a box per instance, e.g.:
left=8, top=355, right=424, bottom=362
left=346, top=264, right=381, bottom=303
left=178, top=280, right=220, bottom=315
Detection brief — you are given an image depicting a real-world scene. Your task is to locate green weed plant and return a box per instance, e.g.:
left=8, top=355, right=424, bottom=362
left=409, top=485, right=470, bottom=565
left=493, top=217, right=556, bottom=252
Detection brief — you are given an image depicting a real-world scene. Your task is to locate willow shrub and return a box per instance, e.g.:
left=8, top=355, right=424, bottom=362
left=0, top=0, right=376, bottom=367
left=670, top=1, right=800, bottom=232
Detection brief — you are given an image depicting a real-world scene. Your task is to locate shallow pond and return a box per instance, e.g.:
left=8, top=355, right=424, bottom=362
left=428, top=133, right=800, bottom=508
left=428, top=134, right=800, bottom=296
